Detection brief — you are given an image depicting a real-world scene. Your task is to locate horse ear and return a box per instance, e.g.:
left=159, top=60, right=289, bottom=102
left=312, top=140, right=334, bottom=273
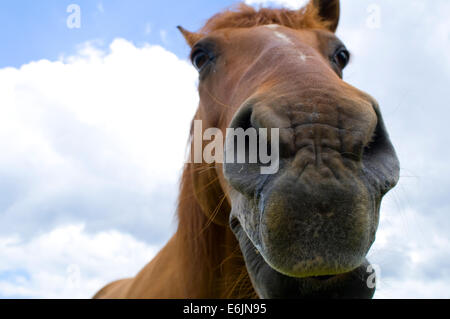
left=311, top=0, right=340, bottom=33
left=177, top=26, right=203, bottom=48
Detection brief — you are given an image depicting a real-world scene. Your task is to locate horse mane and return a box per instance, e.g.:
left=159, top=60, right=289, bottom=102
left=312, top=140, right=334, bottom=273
left=175, top=161, right=256, bottom=298
left=200, top=3, right=330, bottom=33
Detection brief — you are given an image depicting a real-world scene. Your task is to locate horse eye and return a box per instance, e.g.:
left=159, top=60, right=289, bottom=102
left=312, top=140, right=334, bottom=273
left=191, top=49, right=211, bottom=72
left=333, top=48, right=350, bottom=69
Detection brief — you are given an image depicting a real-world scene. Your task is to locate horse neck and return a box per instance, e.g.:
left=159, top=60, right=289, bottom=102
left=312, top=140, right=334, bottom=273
left=173, top=163, right=257, bottom=298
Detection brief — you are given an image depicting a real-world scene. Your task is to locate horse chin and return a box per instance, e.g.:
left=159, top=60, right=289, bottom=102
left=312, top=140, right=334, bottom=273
left=230, top=217, right=376, bottom=299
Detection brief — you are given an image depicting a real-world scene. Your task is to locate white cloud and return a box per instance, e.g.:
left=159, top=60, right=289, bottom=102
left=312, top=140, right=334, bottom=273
left=0, top=38, right=198, bottom=243
left=335, top=0, right=450, bottom=299
left=370, top=206, right=450, bottom=298
left=0, top=224, right=159, bottom=298
left=0, top=38, right=199, bottom=297
left=245, top=0, right=308, bottom=10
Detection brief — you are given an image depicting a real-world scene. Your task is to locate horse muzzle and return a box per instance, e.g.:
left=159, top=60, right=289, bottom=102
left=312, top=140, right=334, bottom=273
left=223, top=93, right=399, bottom=296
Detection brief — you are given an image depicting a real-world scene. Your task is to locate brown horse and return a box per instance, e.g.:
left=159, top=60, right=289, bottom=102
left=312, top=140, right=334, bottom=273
left=94, top=0, right=399, bottom=299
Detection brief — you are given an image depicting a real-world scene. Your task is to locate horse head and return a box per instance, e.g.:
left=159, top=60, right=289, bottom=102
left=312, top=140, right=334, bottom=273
left=179, top=0, right=399, bottom=298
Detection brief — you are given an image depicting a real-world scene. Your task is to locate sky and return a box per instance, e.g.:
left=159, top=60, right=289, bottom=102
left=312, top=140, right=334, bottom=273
left=0, top=0, right=449, bottom=299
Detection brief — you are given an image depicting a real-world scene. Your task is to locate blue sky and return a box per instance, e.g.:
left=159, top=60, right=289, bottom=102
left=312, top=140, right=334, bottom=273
left=0, top=0, right=449, bottom=299
left=0, top=0, right=239, bottom=68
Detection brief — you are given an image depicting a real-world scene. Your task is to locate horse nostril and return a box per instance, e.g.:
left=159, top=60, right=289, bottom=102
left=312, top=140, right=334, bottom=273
left=361, top=108, right=400, bottom=194
left=229, top=103, right=254, bottom=130
left=225, top=102, right=280, bottom=177
left=363, top=122, right=383, bottom=157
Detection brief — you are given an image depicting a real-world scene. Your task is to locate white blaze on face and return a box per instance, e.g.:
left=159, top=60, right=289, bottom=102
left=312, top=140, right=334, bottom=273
left=299, top=52, right=308, bottom=62
left=274, top=31, right=294, bottom=45
left=265, top=24, right=279, bottom=29
left=264, top=25, right=310, bottom=63
left=264, top=24, right=292, bottom=44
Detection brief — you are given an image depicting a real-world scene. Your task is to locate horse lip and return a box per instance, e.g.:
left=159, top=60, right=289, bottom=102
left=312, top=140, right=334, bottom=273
left=230, top=214, right=368, bottom=280
left=304, top=268, right=361, bottom=283
left=309, top=275, right=336, bottom=281
left=230, top=214, right=375, bottom=298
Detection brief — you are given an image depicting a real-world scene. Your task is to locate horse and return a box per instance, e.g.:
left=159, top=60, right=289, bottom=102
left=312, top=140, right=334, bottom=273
left=94, top=0, right=399, bottom=299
